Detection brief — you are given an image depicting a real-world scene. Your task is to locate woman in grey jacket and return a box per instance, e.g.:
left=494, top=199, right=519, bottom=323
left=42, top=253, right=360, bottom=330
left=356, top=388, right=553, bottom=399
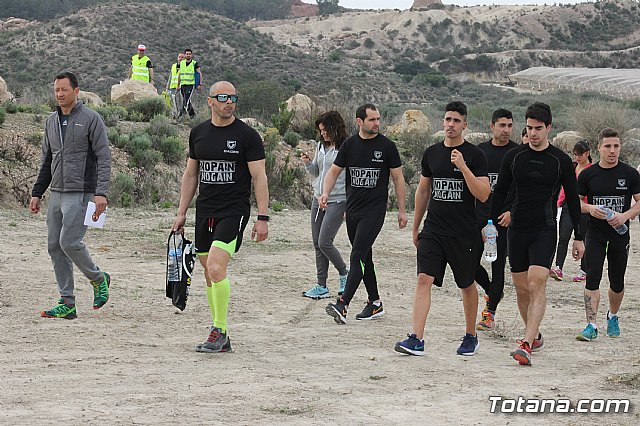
left=301, top=111, right=349, bottom=299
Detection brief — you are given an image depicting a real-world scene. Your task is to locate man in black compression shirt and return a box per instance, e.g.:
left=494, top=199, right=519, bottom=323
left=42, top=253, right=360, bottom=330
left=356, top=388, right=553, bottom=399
left=491, top=102, right=585, bottom=366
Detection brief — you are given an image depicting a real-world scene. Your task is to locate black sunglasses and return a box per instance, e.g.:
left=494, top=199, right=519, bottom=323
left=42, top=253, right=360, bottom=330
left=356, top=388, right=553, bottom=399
left=209, top=94, right=238, bottom=103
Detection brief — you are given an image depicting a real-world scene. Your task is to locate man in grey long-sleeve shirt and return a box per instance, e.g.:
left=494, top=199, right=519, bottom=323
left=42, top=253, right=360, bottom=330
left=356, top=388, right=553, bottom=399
left=29, top=71, right=112, bottom=319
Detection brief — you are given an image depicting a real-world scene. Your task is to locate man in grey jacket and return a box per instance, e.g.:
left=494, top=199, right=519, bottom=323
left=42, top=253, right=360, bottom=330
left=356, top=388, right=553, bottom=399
left=30, top=71, right=112, bottom=319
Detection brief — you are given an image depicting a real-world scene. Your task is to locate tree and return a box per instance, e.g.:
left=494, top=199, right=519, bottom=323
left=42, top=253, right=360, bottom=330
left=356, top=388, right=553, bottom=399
left=317, top=0, right=340, bottom=15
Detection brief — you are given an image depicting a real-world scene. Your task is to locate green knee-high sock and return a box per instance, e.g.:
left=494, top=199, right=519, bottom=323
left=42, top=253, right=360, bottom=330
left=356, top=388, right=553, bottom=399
left=206, top=285, right=215, bottom=324
left=212, top=278, right=230, bottom=333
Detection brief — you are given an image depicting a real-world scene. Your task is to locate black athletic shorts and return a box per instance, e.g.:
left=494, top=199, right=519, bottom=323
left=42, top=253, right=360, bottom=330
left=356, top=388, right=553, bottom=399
left=584, top=232, right=629, bottom=292
left=508, top=226, right=557, bottom=273
left=194, top=215, right=249, bottom=257
left=417, top=231, right=474, bottom=289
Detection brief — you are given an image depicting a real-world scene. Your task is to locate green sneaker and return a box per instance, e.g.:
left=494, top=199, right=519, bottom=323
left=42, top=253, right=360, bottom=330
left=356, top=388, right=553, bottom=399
left=91, top=272, right=110, bottom=310
left=41, top=298, right=77, bottom=319
left=576, top=323, right=598, bottom=341
left=607, top=313, right=620, bottom=338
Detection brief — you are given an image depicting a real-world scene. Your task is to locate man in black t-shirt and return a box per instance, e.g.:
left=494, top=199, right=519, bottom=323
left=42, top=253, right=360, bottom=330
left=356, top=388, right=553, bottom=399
left=576, top=128, right=640, bottom=342
left=172, top=81, right=269, bottom=353
left=491, top=102, right=585, bottom=366
left=395, top=101, right=490, bottom=357
left=474, top=109, right=519, bottom=331
left=321, top=103, right=407, bottom=324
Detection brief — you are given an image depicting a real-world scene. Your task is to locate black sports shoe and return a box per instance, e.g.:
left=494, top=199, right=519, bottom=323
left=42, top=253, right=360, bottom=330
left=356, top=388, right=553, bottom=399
left=355, top=301, right=385, bottom=320
left=325, top=299, right=348, bottom=324
left=195, top=327, right=231, bottom=353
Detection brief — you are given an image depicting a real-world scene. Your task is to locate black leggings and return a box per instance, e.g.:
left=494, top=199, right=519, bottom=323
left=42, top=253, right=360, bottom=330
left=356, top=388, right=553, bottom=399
left=555, top=207, right=588, bottom=270
left=584, top=233, right=629, bottom=293
left=475, top=224, right=508, bottom=312
left=341, top=214, right=385, bottom=305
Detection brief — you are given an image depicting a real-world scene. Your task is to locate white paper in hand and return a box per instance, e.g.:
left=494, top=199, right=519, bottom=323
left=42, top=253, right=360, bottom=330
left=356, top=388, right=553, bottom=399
left=84, top=201, right=107, bottom=228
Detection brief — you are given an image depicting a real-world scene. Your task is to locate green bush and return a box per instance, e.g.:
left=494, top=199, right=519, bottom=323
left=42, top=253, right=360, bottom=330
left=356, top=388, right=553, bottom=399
left=130, top=148, right=162, bottom=170
left=127, top=97, right=166, bottom=122
left=148, top=115, right=178, bottom=140
left=263, top=127, right=280, bottom=151
left=110, top=172, right=136, bottom=207
left=283, top=131, right=301, bottom=147
left=107, top=127, right=120, bottom=144
left=95, top=104, right=128, bottom=127
left=271, top=102, right=294, bottom=135
left=271, top=200, right=283, bottom=212
left=127, top=133, right=153, bottom=152
left=0, top=107, right=5, bottom=126
left=3, top=102, right=17, bottom=113
left=157, top=136, right=184, bottom=164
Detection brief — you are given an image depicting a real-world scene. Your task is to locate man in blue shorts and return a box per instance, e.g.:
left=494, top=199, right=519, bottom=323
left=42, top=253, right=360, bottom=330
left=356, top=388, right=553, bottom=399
left=395, top=101, right=490, bottom=357
left=575, top=128, right=640, bottom=341
left=172, top=81, right=269, bottom=353
left=491, top=102, right=584, bottom=365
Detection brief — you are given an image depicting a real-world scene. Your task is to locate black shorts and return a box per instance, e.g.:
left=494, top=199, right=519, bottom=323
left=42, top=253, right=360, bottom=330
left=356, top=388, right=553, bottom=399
left=508, top=226, right=557, bottom=273
left=417, top=231, right=474, bottom=289
left=584, top=232, right=629, bottom=292
left=194, top=215, right=249, bottom=257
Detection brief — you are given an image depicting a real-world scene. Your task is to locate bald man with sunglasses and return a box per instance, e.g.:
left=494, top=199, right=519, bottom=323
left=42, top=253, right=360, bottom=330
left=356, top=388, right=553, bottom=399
left=172, top=81, right=269, bottom=353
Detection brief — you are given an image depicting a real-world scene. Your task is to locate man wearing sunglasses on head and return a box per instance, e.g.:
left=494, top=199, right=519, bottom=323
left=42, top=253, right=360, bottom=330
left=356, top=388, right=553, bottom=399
left=172, top=81, right=269, bottom=353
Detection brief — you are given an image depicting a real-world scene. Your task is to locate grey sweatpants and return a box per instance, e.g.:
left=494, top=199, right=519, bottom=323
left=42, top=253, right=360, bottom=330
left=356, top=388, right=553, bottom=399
left=311, top=198, right=348, bottom=286
left=46, top=191, right=103, bottom=304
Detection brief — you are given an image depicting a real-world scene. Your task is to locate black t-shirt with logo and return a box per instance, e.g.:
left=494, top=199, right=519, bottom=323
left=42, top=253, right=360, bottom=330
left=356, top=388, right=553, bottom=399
left=476, top=139, right=519, bottom=224
left=188, top=118, right=265, bottom=218
left=59, top=112, right=69, bottom=142
left=333, top=133, right=402, bottom=217
left=578, top=162, right=640, bottom=238
left=421, top=140, right=488, bottom=237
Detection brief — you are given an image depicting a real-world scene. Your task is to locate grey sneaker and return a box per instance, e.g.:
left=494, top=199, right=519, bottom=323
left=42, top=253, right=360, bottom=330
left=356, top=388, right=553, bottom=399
left=195, top=327, right=231, bottom=353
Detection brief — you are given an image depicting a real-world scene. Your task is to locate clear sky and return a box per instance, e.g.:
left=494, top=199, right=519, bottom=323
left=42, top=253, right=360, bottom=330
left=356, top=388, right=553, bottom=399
left=337, top=1, right=590, bottom=9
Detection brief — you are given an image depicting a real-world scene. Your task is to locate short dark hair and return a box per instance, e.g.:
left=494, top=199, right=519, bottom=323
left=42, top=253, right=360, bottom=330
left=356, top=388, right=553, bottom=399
left=316, top=111, right=348, bottom=149
left=356, top=103, right=377, bottom=121
left=184, top=48, right=192, bottom=54
left=525, top=102, right=552, bottom=126
left=598, top=127, right=620, bottom=144
left=445, top=101, right=467, bottom=118
left=491, top=108, right=512, bottom=124
left=573, top=140, right=592, bottom=162
left=54, top=71, right=78, bottom=89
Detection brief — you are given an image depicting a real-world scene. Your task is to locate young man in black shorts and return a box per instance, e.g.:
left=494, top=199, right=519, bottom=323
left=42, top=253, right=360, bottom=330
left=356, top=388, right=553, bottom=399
left=172, top=81, right=269, bottom=353
left=395, top=101, right=490, bottom=357
left=321, top=103, right=407, bottom=324
left=576, top=128, right=640, bottom=341
left=475, top=109, right=519, bottom=331
left=491, top=102, right=584, bottom=365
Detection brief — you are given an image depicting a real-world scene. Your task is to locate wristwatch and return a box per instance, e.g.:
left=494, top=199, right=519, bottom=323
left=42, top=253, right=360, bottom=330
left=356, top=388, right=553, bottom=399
left=257, top=215, right=270, bottom=222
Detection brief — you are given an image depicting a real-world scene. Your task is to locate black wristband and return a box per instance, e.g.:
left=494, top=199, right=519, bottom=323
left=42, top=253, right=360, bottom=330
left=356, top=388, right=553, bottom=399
left=257, top=214, right=269, bottom=222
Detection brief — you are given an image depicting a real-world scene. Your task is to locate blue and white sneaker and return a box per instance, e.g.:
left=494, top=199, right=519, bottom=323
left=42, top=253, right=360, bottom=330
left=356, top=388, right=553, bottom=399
left=576, top=323, right=598, bottom=341
left=395, top=334, right=426, bottom=356
left=302, top=284, right=330, bottom=300
left=456, top=333, right=479, bottom=356
left=607, top=313, right=620, bottom=338
left=338, top=271, right=348, bottom=295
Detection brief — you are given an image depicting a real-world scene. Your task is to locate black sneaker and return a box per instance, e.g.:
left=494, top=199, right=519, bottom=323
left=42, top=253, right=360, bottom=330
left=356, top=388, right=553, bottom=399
left=195, top=327, right=230, bottom=353
left=325, top=299, right=348, bottom=324
left=355, top=301, right=385, bottom=320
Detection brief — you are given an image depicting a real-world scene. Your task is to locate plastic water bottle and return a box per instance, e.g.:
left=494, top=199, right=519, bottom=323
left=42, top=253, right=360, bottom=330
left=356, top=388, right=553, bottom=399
left=482, top=219, right=498, bottom=262
left=599, top=206, right=628, bottom=235
left=168, top=239, right=183, bottom=281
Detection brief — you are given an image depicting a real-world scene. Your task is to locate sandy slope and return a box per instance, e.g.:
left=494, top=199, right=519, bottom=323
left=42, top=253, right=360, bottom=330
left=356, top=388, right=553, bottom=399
left=0, top=207, right=638, bottom=424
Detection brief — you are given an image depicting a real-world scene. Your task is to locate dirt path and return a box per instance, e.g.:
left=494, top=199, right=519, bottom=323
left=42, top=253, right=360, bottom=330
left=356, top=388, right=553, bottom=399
left=0, top=207, right=638, bottom=424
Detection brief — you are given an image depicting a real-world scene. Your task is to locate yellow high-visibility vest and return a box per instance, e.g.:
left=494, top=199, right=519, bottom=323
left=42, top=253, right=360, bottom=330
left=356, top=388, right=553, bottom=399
left=179, top=60, right=195, bottom=86
left=131, top=55, right=151, bottom=82
left=169, top=63, right=180, bottom=89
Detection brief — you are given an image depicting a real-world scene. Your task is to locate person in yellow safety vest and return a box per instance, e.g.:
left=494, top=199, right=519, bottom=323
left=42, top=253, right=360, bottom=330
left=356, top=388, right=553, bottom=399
left=177, top=48, right=202, bottom=118
left=128, top=44, right=155, bottom=85
left=166, top=53, right=185, bottom=119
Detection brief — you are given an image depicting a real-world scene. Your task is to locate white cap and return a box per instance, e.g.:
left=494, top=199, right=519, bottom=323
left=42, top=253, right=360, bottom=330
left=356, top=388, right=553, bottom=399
left=137, top=44, right=146, bottom=50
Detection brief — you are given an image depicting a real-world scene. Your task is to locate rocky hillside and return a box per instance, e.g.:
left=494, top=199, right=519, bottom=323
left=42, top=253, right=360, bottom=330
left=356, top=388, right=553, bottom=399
left=251, top=0, right=640, bottom=80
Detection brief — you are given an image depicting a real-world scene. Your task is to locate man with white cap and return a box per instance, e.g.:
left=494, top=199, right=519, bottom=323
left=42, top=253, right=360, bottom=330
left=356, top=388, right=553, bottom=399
left=129, top=44, right=155, bottom=85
